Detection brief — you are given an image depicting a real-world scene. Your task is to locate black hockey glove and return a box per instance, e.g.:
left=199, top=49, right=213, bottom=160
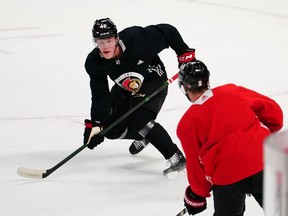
left=184, top=186, right=207, bottom=215
left=83, top=119, right=104, bottom=150
left=177, top=48, right=196, bottom=68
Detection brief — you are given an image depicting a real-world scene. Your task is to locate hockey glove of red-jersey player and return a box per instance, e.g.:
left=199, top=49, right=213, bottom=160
left=184, top=186, right=207, bottom=215
left=83, top=119, right=104, bottom=149
left=177, top=48, right=196, bottom=68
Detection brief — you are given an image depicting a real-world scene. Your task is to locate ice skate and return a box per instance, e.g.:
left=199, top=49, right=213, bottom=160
left=129, top=139, right=150, bottom=155
left=163, top=150, right=186, bottom=177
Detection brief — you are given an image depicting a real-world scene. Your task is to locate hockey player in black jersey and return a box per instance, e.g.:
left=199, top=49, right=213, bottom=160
left=83, top=17, right=195, bottom=176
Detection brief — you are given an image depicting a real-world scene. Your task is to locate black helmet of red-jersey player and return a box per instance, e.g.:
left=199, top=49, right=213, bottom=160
left=178, top=60, right=210, bottom=94
left=92, top=18, right=117, bottom=39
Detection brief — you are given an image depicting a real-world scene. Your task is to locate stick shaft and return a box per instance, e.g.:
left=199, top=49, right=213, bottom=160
left=18, top=73, right=179, bottom=178
left=176, top=208, right=187, bottom=216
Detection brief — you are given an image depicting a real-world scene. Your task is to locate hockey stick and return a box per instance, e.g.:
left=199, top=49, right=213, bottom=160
left=17, top=73, right=179, bottom=179
left=176, top=208, right=187, bottom=216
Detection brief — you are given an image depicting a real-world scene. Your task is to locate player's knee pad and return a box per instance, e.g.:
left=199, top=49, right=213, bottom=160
left=138, top=120, right=156, bottom=138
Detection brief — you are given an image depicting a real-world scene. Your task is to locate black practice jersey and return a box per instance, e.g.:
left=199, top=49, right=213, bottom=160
left=85, top=24, right=190, bottom=122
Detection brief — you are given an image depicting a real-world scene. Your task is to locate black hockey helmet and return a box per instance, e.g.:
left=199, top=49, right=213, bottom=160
left=178, top=60, right=210, bottom=93
left=92, top=18, right=117, bottom=39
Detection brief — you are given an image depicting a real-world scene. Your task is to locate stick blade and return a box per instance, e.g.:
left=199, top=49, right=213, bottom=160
left=17, top=167, right=46, bottom=179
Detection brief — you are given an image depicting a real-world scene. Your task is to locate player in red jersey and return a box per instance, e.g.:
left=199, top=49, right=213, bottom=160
left=177, top=60, right=283, bottom=215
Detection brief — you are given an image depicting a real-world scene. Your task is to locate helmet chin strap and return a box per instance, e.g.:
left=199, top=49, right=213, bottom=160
left=185, top=91, right=194, bottom=102
left=114, top=43, right=118, bottom=55
left=113, top=42, right=122, bottom=58
left=185, top=94, right=192, bottom=102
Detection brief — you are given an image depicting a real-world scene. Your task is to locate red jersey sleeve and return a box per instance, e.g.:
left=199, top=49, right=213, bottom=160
left=177, top=110, right=212, bottom=198
left=237, top=86, right=283, bottom=132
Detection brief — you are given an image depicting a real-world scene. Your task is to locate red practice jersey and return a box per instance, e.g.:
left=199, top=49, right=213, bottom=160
left=177, top=84, right=283, bottom=198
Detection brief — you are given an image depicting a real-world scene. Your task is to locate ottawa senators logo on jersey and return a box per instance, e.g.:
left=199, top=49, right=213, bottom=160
left=115, top=72, right=144, bottom=93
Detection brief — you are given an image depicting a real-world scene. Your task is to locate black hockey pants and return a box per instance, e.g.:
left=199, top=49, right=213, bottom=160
left=103, top=84, right=179, bottom=159
left=212, top=171, right=263, bottom=216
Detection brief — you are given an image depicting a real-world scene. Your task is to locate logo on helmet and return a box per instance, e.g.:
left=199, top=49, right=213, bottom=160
left=100, top=23, right=108, bottom=29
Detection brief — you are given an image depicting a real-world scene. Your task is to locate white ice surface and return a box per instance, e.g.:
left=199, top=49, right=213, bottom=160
left=1, top=0, right=288, bottom=215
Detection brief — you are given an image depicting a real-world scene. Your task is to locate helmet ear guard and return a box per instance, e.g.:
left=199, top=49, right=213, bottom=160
left=178, top=60, right=210, bottom=93
left=92, top=18, right=118, bottom=39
